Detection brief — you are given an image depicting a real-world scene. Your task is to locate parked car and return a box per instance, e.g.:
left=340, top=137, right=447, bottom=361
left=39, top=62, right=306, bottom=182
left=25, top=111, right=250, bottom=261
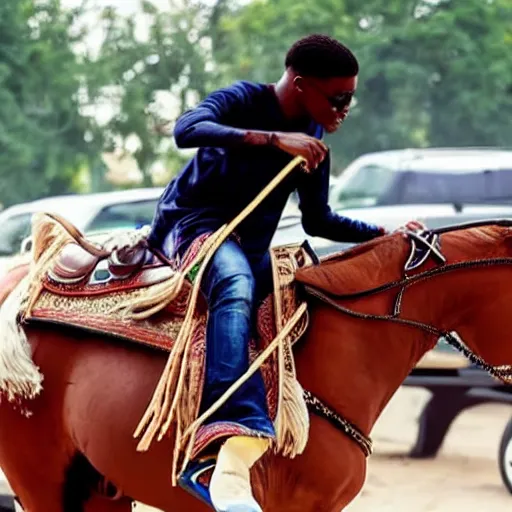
left=273, top=147, right=512, bottom=256
left=0, top=188, right=163, bottom=276
left=329, top=147, right=512, bottom=210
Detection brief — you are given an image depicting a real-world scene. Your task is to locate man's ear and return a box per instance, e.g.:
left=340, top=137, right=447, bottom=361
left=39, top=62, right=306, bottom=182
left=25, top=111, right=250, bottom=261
left=293, top=75, right=305, bottom=93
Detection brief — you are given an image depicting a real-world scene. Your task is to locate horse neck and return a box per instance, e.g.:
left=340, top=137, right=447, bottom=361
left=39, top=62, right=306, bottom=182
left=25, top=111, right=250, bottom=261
left=296, top=229, right=512, bottom=437
left=295, top=292, right=437, bottom=436
left=294, top=242, right=451, bottom=436
left=414, top=228, right=512, bottom=372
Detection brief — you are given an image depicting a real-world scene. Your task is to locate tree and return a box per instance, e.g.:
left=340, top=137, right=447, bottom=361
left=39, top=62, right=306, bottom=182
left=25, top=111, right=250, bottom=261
left=211, top=0, right=512, bottom=171
left=93, top=0, right=222, bottom=186
left=0, top=0, right=102, bottom=207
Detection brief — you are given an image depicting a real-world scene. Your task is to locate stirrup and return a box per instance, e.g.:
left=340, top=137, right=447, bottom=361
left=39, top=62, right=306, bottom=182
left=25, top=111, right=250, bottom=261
left=178, top=456, right=217, bottom=508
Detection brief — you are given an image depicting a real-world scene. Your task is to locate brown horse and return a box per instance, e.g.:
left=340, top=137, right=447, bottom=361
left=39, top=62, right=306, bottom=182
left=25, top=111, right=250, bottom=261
left=1, top=221, right=512, bottom=512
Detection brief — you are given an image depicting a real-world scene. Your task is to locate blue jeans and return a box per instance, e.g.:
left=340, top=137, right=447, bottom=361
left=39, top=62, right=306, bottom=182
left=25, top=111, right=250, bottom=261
left=165, top=236, right=275, bottom=438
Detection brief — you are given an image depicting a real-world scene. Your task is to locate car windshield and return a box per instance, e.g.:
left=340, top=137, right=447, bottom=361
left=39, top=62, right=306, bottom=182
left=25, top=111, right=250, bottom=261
left=381, top=169, right=512, bottom=205
left=330, top=157, right=512, bottom=208
left=0, top=213, right=32, bottom=256
left=330, top=164, right=397, bottom=208
left=86, top=199, right=158, bottom=232
left=0, top=197, right=159, bottom=257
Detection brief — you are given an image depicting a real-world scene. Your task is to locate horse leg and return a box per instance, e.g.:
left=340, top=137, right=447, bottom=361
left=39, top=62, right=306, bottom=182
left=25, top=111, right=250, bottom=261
left=4, top=470, right=65, bottom=512
left=4, top=447, right=134, bottom=512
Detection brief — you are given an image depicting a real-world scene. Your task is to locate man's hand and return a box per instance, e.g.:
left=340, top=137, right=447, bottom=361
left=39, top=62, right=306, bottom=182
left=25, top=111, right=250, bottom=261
left=271, top=132, right=328, bottom=172
left=398, top=220, right=426, bottom=232
left=380, top=220, right=427, bottom=236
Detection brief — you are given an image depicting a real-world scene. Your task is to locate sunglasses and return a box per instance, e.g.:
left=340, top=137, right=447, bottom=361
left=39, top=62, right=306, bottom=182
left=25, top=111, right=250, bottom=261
left=303, top=78, right=355, bottom=111
left=327, top=91, right=354, bottom=111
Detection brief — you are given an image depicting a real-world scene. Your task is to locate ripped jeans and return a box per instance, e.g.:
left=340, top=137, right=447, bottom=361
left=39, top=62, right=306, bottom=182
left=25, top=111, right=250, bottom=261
left=166, top=236, right=275, bottom=438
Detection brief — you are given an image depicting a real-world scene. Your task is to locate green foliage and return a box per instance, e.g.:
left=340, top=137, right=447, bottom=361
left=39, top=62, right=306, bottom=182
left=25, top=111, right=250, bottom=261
left=94, top=0, right=218, bottom=184
left=211, top=0, right=512, bottom=171
left=1, top=0, right=511, bottom=209
left=0, top=0, right=100, bottom=206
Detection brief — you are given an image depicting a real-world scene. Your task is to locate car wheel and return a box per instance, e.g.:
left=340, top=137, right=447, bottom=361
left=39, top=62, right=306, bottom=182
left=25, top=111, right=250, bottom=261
left=499, top=416, right=512, bottom=494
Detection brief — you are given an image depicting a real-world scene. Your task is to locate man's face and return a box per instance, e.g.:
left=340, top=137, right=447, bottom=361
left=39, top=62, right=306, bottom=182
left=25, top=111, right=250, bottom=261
left=296, top=75, right=357, bottom=133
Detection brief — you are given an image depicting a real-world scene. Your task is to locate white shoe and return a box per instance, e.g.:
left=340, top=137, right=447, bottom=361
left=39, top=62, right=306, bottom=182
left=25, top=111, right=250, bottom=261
left=209, top=436, right=269, bottom=512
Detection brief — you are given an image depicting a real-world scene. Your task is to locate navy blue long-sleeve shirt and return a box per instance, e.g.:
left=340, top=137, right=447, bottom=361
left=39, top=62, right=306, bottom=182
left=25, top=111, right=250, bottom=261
left=148, top=80, right=382, bottom=259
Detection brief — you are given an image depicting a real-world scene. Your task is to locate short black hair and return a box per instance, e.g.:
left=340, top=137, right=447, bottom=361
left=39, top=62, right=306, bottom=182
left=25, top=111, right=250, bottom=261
left=285, top=34, right=359, bottom=78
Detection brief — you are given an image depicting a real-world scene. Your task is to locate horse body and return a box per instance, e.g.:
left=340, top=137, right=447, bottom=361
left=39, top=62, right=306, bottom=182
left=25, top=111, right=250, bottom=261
left=1, top=225, right=512, bottom=511
left=0, top=310, right=366, bottom=511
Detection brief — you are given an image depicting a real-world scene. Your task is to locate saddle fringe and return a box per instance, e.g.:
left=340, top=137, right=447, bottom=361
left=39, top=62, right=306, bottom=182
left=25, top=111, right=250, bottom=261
left=271, top=247, right=310, bottom=458
left=0, top=211, right=77, bottom=403
left=2, top=157, right=310, bottom=486
left=275, top=373, right=309, bottom=457
left=0, top=276, right=43, bottom=403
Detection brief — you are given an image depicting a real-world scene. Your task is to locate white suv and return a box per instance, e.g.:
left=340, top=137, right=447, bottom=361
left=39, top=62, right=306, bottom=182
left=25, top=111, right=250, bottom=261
left=0, top=188, right=163, bottom=276
left=330, top=147, right=512, bottom=210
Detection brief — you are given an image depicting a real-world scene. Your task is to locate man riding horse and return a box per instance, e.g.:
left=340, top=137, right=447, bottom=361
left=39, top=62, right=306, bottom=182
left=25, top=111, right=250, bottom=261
left=149, top=34, right=421, bottom=512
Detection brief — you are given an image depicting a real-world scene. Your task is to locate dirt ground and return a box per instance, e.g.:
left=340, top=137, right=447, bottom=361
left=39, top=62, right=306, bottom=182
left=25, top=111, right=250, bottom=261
left=345, top=387, right=512, bottom=511
left=2, top=387, right=510, bottom=511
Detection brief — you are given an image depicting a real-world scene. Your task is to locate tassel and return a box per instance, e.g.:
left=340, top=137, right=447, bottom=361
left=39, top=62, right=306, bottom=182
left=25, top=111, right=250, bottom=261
left=0, top=277, right=43, bottom=402
left=275, top=373, right=309, bottom=457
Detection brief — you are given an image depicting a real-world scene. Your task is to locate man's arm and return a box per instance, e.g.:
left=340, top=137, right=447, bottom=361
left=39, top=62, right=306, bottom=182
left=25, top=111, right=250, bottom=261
left=297, top=153, right=384, bottom=243
left=173, top=82, right=271, bottom=149
left=171, top=82, right=328, bottom=170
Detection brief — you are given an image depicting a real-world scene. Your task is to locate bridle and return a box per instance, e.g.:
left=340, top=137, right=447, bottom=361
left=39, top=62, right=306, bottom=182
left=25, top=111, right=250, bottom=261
left=303, top=219, right=512, bottom=456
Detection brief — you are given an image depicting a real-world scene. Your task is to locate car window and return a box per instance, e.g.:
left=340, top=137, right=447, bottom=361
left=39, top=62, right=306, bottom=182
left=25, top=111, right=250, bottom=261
left=333, top=164, right=397, bottom=208
left=86, top=200, right=158, bottom=232
left=0, top=213, right=33, bottom=256
left=380, top=169, right=512, bottom=205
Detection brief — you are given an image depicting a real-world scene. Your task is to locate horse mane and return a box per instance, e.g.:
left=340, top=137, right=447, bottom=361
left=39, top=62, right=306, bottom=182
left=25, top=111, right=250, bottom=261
left=296, top=233, right=409, bottom=296
left=295, top=223, right=512, bottom=297
left=443, top=223, right=510, bottom=258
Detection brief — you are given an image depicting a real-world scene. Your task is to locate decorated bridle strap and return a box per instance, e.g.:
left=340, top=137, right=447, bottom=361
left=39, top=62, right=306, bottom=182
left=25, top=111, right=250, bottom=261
left=304, top=285, right=442, bottom=337
left=443, top=332, right=512, bottom=384
left=303, top=390, right=373, bottom=456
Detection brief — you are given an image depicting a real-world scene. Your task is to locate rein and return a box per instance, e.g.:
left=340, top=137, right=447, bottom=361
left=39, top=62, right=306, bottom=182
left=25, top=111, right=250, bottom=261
left=302, top=220, right=512, bottom=457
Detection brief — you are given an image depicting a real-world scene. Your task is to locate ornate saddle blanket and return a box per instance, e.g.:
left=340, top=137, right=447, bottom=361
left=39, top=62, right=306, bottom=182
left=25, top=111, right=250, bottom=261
left=22, top=217, right=317, bottom=461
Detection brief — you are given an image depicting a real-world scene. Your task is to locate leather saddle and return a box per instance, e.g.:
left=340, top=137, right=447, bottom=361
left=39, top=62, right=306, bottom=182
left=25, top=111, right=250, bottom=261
left=45, top=223, right=177, bottom=292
